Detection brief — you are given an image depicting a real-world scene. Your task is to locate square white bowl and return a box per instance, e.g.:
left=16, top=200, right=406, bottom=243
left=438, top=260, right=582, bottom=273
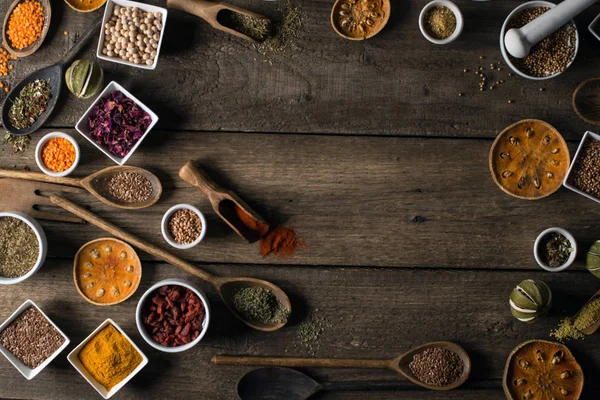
left=591, top=13, right=600, bottom=42
left=563, top=131, right=600, bottom=204
left=0, top=300, right=70, bottom=380
left=97, top=0, right=168, bottom=70
left=68, top=319, right=148, bottom=399
left=75, top=81, right=158, bottom=165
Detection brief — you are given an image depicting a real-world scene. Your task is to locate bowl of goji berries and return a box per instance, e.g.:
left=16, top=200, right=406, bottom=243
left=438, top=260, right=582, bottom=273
left=136, top=278, right=210, bottom=353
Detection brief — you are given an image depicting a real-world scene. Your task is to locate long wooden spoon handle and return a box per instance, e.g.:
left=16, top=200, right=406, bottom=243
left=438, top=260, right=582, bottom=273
left=211, top=355, right=390, bottom=369
left=49, top=194, right=217, bottom=284
left=178, top=160, right=225, bottom=199
left=0, top=169, right=82, bottom=187
left=166, top=0, right=217, bottom=24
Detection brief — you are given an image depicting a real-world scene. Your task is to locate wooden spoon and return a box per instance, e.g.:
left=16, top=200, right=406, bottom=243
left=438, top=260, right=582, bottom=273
left=576, top=288, right=600, bottom=335
left=178, top=161, right=269, bottom=243
left=49, top=194, right=291, bottom=332
left=2, top=0, right=51, bottom=58
left=0, top=166, right=162, bottom=210
left=213, top=341, right=471, bottom=391
left=2, top=18, right=101, bottom=136
left=237, top=368, right=324, bottom=400
left=166, top=0, right=271, bottom=42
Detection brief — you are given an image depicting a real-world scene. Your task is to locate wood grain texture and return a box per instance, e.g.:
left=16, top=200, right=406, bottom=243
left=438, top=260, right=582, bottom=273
left=0, top=260, right=599, bottom=399
left=0, top=1, right=598, bottom=138
left=3, top=129, right=600, bottom=270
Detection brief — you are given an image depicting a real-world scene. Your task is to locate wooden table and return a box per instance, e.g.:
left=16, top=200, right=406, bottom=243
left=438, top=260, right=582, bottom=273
left=1, top=1, right=600, bottom=399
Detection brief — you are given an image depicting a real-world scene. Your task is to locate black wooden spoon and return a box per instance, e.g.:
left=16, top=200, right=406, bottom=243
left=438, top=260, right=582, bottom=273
left=237, top=368, right=324, bottom=400
left=2, top=18, right=102, bottom=136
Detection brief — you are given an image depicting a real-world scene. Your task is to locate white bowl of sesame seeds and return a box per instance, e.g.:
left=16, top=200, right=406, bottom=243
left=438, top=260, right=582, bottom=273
left=161, top=204, right=206, bottom=250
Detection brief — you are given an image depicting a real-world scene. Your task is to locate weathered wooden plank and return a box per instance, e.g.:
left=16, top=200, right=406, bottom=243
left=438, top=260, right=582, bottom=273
left=0, top=260, right=599, bottom=399
left=2, top=129, right=600, bottom=270
left=1, top=1, right=597, bottom=138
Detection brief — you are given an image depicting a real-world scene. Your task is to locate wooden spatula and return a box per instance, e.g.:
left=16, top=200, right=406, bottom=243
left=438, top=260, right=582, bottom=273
left=0, top=178, right=84, bottom=223
left=178, top=161, right=270, bottom=243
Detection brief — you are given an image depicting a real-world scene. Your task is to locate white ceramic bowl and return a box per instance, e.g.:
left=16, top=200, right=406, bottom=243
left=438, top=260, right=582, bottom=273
left=419, top=0, right=464, bottom=45
left=0, top=300, right=70, bottom=380
left=564, top=131, right=600, bottom=204
left=97, top=0, right=168, bottom=70
left=590, top=13, right=600, bottom=42
left=35, top=132, right=80, bottom=177
left=67, top=319, right=148, bottom=399
left=534, top=227, right=577, bottom=272
left=75, top=81, right=158, bottom=165
left=500, top=1, right=579, bottom=80
left=0, top=212, right=47, bottom=285
left=135, top=278, right=210, bottom=353
left=161, top=204, right=207, bottom=250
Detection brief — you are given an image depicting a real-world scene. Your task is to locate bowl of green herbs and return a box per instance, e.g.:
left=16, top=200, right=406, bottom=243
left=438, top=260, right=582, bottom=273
left=534, top=227, right=577, bottom=272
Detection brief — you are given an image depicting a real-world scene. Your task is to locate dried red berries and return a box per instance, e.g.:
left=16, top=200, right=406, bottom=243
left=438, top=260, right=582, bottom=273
left=141, top=285, right=205, bottom=347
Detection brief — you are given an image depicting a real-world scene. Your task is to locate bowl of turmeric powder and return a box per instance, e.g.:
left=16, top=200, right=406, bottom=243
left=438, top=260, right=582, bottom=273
left=35, top=132, right=80, bottom=177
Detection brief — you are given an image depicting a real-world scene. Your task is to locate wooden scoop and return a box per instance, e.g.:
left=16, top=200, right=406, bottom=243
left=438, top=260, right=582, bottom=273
left=0, top=178, right=84, bottom=223
left=49, top=194, right=291, bottom=332
left=2, top=0, right=51, bottom=58
left=576, top=289, right=600, bottom=335
left=178, top=161, right=269, bottom=243
left=0, top=166, right=162, bottom=210
left=213, top=341, right=471, bottom=391
left=166, top=0, right=271, bottom=42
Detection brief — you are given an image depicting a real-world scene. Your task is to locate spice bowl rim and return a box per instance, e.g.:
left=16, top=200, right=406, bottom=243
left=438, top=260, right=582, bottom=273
left=589, top=13, right=600, bottom=42
left=0, top=299, right=70, bottom=380
left=67, top=318, right=148, bottom=399
left=161, top=204, right=207, bottom=250
left=418, top=0, right=464, bottom=45
left=96, top=0, right=168, bottom=71
left=72, top=237, right=142, bottom=306
left=499, top=1, right=579, bottom=81
left=74, top=80, right=159, bottom=166
left=135, top=278, right=211, bottom=353
left=533, top=227, right=577, bottom=272
left=0, top=211, right=47, bottom=285
left=34, top=132, right=81, bottom=177
left=563, top=131, right=600, bottom=204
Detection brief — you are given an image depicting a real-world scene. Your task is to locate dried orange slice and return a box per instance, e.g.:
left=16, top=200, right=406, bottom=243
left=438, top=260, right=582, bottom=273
left=490, top=119, right=570, bottom=200
left=74, top=238, right=141, bottom=306
left=503, top=340, right=584, bottom=400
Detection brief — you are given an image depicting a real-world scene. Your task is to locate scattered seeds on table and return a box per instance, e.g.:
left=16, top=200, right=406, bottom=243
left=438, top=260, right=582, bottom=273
left=0, top=306, right=64, bottom=369
left=0, top=216, right=39, bottom=278
left=167, top=209, right=202, bottom=245
left=296, top=313, right=331, bottom=354
left=108, top=171, right=153, bottom=204
left=2, top=132, right=30, bottom=153
left=551, top=297, right=600, bottom=342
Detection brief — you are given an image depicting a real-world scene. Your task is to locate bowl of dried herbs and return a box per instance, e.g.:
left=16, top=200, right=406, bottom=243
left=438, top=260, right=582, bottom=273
left=0, top=211, right=47, bottom=284
left=534, top=227, right=576, bottom=272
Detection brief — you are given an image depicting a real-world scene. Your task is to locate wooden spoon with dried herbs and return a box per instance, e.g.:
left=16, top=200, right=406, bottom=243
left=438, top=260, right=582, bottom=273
left=1, top=18, right=101, bottom=136
left=166, top=0, right=271, bottom=42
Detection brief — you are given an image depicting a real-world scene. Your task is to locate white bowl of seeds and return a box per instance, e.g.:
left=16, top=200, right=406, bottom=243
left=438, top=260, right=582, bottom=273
left=0, top=212, right=47, bottom=285
left=161, top=204, right=206, bottom=250
left=419, top=0, right=463, bottom=45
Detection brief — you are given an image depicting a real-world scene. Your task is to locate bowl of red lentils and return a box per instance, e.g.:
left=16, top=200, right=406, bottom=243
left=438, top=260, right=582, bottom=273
left=35, top=132, right=80, bottom=177
left=161, top=204, right=206, bottom=250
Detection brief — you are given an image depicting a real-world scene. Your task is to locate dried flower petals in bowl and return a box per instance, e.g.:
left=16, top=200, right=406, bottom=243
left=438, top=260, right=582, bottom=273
left=75, top=81, right=158, bottom=165
left=136, top=279, right=210, bottom=353
left=503, top=340, right=583, bottom=400
left=489, top=119, right=569, bottom=200
left=73, top=238, right=142, bottom=306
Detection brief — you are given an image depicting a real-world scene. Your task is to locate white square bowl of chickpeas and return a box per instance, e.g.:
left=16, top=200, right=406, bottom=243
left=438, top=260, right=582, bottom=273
left=98, top=0, right=167, bottom=70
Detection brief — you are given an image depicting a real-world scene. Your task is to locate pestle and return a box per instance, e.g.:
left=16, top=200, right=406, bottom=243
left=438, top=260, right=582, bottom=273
left=504, top=0, right=595, bottom=58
